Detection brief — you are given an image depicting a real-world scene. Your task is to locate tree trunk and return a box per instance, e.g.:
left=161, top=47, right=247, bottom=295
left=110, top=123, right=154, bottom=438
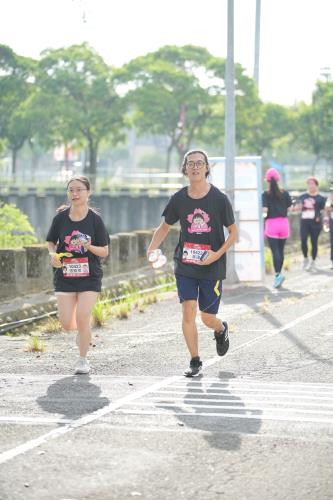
left=12, top=149, right=17, bottom=182
left=88, top=139, right=98, bottom=189
left=166, top=142, right=174, bottom=173
left=311, top=155, right=318, bottom=176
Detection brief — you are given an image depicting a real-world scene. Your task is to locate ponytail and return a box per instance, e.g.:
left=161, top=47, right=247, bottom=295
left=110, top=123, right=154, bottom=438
left=268, top=178, right=282, bottom=199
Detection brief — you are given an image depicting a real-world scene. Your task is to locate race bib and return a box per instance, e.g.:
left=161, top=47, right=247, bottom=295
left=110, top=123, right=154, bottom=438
left=62, top=257, right=90, bottom=278
left=182, top=243, right=211, bottom=264
left=301, top=210, right=315, bottom=220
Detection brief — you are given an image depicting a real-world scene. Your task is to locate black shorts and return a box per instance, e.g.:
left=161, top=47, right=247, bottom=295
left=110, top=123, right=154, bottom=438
left=54, top=276, right=102, bottom=293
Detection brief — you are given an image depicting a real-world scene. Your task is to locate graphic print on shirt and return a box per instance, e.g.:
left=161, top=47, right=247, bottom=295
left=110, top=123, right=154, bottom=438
left=187, top=208, right=211, bottom=234
left=301, top=197, right=316, bottom=220
left=182, top=208, right=212, bottom=264
left=64, top=230, right=91, bottom=254
left=63, top=230, right=91, bottom=278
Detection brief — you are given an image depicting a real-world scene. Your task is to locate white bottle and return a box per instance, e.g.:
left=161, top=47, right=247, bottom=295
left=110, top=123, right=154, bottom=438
left=148, top=249, right=167, bottom=269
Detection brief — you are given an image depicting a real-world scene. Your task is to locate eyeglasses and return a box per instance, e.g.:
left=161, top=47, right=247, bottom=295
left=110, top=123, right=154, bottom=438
left=67, top=188, right=88, bottom=194
left=186, top=160, right=207, bottom=169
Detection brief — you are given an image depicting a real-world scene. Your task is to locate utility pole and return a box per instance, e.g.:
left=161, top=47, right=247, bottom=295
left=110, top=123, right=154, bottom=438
left=225, top=0, right=238, bottom=283
left=253, top=0, right=261, bottom=87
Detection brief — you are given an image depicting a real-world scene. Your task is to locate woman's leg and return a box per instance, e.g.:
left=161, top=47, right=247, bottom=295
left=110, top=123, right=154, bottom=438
left=300, top=222, right=309, bottom=258
left=309, top=224, right=321, bottom=260
left=267, top=237, right=282, bottom=274
left=56, top=293, right=78, bottom=331
left=76, top=291, right=98, bottom=357
left=277, top=238, right=287, bottom=273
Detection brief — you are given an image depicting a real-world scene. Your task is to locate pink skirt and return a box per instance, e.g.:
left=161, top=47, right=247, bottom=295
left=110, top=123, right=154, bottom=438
left=265, top=217, right=290, bottom=239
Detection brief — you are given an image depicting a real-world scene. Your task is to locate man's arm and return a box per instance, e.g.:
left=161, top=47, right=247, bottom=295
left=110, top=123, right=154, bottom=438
left=147, top=221, right=171, bottom=256
left=200, top=223, right=238, bottom=266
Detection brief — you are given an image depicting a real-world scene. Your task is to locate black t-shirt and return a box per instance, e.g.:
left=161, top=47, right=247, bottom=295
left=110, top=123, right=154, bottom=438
left=162, top=185, right=235, bottom=280
left=298, top=193, right=326, bottom=222
left=46, top=209, right=110, bottom=292
left=262, top=190, right=292, bottom=218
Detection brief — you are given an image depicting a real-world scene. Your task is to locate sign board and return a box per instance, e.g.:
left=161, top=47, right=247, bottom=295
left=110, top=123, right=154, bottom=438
left=209, top=156, right=264, bottom=282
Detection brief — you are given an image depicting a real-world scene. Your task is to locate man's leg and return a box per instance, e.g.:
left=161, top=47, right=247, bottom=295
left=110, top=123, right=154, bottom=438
left=182, top=300, right=199, bottom=358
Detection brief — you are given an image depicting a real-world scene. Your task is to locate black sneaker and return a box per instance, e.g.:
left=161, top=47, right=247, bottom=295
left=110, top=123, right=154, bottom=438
left=214, top=321, right=229, bottom=356
left=184, top=356, right=202, bottom=377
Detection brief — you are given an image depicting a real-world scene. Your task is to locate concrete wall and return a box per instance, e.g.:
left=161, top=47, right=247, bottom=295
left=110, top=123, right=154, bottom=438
left=0, top=227, right=181, bottom=301
left=0, top=188, right=171, bottom=239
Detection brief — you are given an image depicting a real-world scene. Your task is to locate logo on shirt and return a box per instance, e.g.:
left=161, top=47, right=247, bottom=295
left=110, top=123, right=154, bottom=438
left=64, top=230, right=90, bottom=254
left=303, top=198, right=316, bottom=210
left=187, top=208, right=211, bottom=234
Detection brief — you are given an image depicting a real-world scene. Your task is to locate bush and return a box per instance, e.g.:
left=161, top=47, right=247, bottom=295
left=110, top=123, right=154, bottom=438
left=0, top=203, right=37, bottom=248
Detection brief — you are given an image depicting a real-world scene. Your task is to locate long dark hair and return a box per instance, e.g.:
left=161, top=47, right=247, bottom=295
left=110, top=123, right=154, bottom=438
left=267, top=178, right=282, bottom=199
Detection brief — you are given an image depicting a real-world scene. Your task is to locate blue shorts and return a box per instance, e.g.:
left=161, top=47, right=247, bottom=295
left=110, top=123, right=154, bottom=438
left=175, top=274, right=223, bottom=314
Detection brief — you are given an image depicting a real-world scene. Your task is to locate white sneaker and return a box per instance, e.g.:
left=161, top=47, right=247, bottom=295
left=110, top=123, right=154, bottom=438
left=302, top=258, right=309, bottom=270
left=306, top=260, right=316, bottom=271
left=74, top=357, right=90, bottom=375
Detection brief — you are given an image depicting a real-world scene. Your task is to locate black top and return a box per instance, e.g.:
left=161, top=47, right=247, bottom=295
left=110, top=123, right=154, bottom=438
left=298, top=193, right=326, bottom=222
left=162, top=185, right=235, bottom=280
left=46, top=208, right=110, bottom=292
left=262, top=190, right=292, bottom=218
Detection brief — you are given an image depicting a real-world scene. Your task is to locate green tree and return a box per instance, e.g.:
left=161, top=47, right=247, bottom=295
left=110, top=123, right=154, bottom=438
left=296, top=82, right=333, bottom=175
left=0, top=44, right=36, bottom=178
left=247, top=102, right=294, bottom=156
left=116, top=46, right=263, bottom=168
left=0, top=203, right=37, bottom=248
left=116, top=45, right=223, bottom=170
left=37, top=43, right=125, bottom=185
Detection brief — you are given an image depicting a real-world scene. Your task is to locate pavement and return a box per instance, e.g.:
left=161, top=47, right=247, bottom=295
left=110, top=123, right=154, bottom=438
left=0, top=254, right=333, bottom=500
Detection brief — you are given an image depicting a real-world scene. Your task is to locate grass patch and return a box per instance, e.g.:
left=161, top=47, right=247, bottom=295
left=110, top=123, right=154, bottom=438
left=92, top=300, right=111, bottom=327
left=25, top=335, right=45, bottom=353
left=38, top=317, right=62, bottom=334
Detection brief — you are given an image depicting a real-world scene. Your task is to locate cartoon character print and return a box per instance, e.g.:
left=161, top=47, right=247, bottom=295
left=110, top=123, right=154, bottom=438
left=64, top=230, right=91, bottom=254
left=303, top=197, right=316, bottom=211
left=187, top=208, right=211, bottom=234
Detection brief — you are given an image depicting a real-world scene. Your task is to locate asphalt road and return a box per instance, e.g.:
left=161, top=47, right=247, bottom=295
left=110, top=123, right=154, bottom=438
left=0, top=256, right=333, bottom=500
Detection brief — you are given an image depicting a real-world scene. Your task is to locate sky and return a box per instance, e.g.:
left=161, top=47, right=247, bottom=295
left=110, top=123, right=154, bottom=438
left=0, top=0, right=332, bottom=105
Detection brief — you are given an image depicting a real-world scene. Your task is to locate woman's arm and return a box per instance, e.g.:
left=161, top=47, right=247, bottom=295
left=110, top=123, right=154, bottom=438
left=85, top=243, right=109, bottom=258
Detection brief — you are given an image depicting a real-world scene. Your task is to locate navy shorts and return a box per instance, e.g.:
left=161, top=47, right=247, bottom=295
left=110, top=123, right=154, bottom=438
left=175, top=274, right=223, bottom=314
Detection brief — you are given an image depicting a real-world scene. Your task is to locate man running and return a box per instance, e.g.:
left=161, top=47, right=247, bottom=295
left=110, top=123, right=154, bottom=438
left=147, top=150, right=238, bottom=377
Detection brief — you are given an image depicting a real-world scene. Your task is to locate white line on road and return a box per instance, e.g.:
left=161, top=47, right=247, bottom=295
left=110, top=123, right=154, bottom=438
left=1, top=297, right=333, bottom=465
left=115, top=409, right=333, bottom=425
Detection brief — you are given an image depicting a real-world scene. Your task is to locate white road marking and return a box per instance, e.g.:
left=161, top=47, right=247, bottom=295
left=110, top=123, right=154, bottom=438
left=116, top=409, right=333, bottom=425
left=1, top=297, right=333, bottom=465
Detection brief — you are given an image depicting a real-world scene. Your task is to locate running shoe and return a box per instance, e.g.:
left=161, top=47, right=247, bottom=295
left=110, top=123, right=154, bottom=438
left=306, top=260, right=315, bottom=271
left=214, top=321, right=229, bottom=356
left=273, top=273, right=285, bottom=288
left=74, top=357, right=90, bottom=375
left=302, top=258, right=309, bottom=270
left=184, top=356, right=202, bottom=377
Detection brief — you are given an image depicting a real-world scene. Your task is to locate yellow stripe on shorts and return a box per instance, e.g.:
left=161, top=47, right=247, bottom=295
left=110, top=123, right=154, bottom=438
left=214, top=280, right=220, bottom=296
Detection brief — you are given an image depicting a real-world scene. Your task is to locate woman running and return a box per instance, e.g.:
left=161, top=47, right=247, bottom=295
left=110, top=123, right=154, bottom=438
left=262, top=168, right=292, bottom=288
left=46, top=176, right=110, bottom=374
left=297, top=177, right=326, bottom=271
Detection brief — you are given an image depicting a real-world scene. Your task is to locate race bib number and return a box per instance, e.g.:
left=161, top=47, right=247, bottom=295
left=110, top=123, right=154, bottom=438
left=182, top=243, right=211, bottom=264
left=301, top=210, right=315, bottom=220
left=62, top=257, right=90, bottom=278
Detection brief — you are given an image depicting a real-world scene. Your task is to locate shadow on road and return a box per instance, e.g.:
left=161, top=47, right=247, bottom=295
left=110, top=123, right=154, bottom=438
left=37, top=375, right=109, bottom=423
left=156, top=371, right=262, bottom=450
